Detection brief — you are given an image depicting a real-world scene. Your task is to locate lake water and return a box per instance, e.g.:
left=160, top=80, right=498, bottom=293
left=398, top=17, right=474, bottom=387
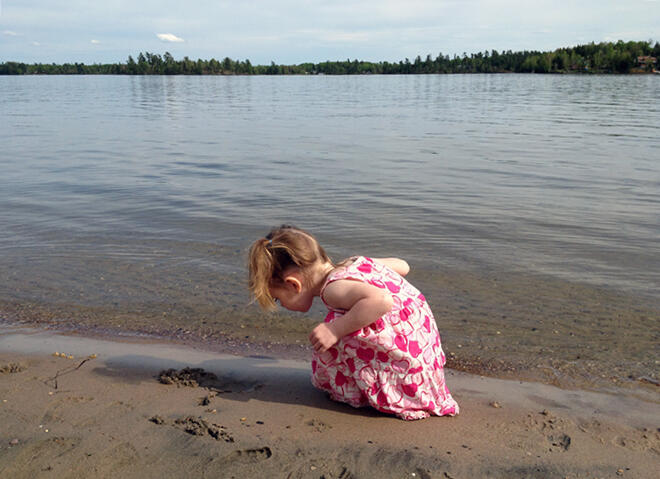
left=1, top=74, right=659, bottom=394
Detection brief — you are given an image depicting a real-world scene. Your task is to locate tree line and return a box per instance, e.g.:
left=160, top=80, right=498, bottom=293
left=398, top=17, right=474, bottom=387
left=1, top=40, right=658, bottom=75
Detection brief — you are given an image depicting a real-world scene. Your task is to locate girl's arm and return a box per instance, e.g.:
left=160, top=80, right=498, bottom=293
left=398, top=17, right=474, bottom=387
left=371, top=257, right=410, bottom=276
left=309, top=279, right=393, bottom=353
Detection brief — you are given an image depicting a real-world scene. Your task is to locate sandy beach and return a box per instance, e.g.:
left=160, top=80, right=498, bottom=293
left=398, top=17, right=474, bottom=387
left=1, top=327, right=658, bottom=478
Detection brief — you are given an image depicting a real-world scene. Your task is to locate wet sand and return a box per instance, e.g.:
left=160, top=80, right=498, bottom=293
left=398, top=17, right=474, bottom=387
left=2, top=260, right=658, bottom=399
left=1, top=328, right=659, bottom=478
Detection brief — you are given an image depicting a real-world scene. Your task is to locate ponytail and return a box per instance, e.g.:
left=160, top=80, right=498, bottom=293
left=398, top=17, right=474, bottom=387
left=247, top=225, right=331, bottom=310
left=248, top=238, right=277, bottom=309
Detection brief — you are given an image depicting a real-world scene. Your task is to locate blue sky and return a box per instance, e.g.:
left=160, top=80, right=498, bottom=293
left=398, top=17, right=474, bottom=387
left=1, top=0, right=659, bottom=64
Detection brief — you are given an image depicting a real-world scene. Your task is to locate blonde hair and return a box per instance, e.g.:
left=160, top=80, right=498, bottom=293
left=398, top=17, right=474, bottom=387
left=248, top=225, right=332, bottom=310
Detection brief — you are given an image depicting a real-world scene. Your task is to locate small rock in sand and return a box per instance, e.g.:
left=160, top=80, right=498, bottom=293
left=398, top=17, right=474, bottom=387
left=149, top=415, right=165, bottom=425
left=9, top=439, right=19, bottom=445
left=490, top=401, right=502, bottom=408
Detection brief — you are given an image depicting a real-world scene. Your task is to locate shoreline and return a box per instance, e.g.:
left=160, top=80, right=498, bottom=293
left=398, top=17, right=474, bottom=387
left=1, top=325, right=659, bottom=419
left=3, top=295, right=659, bottom=405
left=1, top=326, right=659, bottom=478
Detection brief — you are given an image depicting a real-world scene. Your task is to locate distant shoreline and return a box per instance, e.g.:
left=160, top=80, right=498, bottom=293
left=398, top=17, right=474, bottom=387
left=2, top=40, right=658, bottom=76
left=1, top=70, right=659, bottom=76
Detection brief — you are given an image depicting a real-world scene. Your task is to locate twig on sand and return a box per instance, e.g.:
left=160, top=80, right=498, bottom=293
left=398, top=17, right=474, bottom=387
left=43, top=357, right=95, bottom=389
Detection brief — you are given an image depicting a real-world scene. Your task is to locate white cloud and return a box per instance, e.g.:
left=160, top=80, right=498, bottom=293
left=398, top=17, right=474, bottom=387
left=3, top=30, right=19, bottom=36
left=156, top=33, right=184, bottom=43
left=91, top=39, right=100, bottom=44
left=31, top=41, right=41, bottom=46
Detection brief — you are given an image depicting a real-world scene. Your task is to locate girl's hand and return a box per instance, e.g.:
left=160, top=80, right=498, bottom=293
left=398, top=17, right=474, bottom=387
left=309, top=322, right=340, bottom=353
left=312, top=279, right=394, bottom=354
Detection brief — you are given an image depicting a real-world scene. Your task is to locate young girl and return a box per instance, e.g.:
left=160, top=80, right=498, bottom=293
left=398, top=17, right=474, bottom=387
left=248, top=225, right=459, bottom=420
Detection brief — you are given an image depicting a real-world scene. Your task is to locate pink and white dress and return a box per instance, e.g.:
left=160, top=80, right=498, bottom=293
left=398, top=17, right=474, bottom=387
left=311, top=256, right=459, bottom=420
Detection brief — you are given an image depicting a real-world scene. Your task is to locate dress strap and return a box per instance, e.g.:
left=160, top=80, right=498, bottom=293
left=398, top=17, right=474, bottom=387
left=319, top=256, right=368, bottom=309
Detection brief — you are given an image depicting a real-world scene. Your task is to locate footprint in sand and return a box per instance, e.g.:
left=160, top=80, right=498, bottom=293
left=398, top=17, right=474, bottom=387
left=547, top=433, right=571, bottom=451
left=614, top=429, right=660, bottom=452
left=152, top=415, right=235, bottom=443
left=306, top=418, right=331, bottom=432
left=224, top=447, right=272, bottom=464
left=578, top=418, right=660, bottom=452
left=0, top=362, right=26, bottom=373
left=527, top=410, right=573, bottom=452
left=320, top=466, right=356, bottom=479
left=174, top=416, right=234, bottom=443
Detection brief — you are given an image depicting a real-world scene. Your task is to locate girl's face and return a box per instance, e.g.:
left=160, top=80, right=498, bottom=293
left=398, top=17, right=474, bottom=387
left=269, top=274, right=314, bottom=312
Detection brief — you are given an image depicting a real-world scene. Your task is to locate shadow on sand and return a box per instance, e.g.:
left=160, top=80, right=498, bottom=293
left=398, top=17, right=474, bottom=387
left=91, top=353, right=383, bottom=419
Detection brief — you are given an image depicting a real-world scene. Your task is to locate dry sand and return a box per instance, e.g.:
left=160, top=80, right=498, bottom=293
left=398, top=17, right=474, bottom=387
left=0, top=327, right=658, bottom=479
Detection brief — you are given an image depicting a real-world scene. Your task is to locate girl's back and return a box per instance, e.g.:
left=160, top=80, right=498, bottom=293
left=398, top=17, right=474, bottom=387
left=313, top=256, right=459, bottom=421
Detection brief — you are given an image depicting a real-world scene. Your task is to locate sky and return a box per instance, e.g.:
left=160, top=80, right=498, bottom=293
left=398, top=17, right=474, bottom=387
left=1, top=0, right=659, bottom=65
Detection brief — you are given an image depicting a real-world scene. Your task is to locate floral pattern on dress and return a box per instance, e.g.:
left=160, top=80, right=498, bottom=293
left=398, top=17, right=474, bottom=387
left=311, top=256, right=459, bottom=420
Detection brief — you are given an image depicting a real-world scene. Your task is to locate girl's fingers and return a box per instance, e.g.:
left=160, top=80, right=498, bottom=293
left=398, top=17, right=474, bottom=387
left=309, top=324, right=332, bottom=352
left=310, top=336, right=326, bottom=352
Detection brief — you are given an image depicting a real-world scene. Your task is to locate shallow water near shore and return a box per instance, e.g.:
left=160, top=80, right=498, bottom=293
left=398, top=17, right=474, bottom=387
left=1, top=74, right=659, bottom=396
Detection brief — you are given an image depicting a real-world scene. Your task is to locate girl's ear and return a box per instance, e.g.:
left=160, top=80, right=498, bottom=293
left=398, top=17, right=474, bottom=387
left=284, top=274, right=303, bottom=293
